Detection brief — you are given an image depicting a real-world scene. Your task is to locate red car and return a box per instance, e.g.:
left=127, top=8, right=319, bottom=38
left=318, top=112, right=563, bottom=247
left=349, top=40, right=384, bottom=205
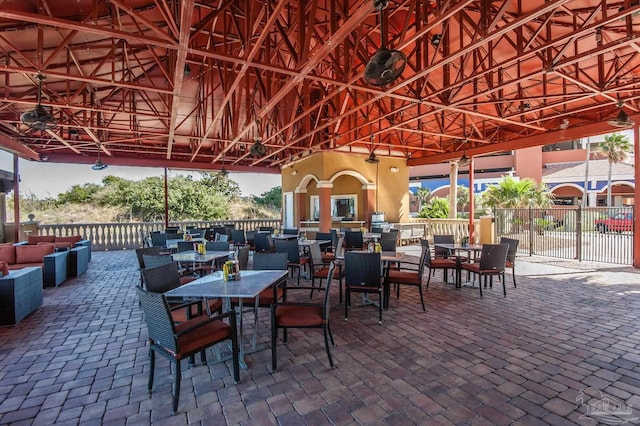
left=594, top=212, right=633, bottom=233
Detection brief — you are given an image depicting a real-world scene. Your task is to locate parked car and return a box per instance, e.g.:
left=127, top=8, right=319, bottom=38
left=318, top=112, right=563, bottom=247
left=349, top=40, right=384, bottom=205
left=594, top=212, right=633, bottom=233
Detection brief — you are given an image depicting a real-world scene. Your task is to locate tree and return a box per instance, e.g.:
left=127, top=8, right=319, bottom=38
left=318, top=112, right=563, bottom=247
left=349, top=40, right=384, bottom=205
left=254, top=186, right=282, bottom=209
left=481, top=176, right=554, bottom=210
left=417, top=197, right=449, bottom=218
left=57, top=183, right=102, bottom=204
left=416, top=187, right=431, bottom=210
left=599, top=132, right=631, bottom=206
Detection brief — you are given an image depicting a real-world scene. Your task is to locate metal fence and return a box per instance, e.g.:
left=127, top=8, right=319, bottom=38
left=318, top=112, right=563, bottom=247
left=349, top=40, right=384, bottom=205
left=495, top=206, right=635, bottom=265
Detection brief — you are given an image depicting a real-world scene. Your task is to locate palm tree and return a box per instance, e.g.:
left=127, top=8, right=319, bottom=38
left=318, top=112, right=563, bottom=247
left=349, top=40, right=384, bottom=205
left=482, top=176, right=554, bottom=210
left=598, top=133, right=631, bottom=206
left=416, top=187, right=431, bottom=211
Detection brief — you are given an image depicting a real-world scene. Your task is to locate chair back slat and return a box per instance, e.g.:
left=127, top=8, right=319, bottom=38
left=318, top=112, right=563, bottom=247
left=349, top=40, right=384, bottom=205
left=135, top=287, right=178, bottom=354
left=142, top=262, right=182, bottom=292
left=344, top=252, right=381, bottom=286
left=252, top=252, right=288, bottom=270
left=274, top=239, right=301, bottom=263
left=335, top=236, right=345, bottom=257
left=166, top=232, right=183, bottom=240
left=418, top=239, right=432, bottom=278
left=308, top=241, right=323, bottom=268
left=283, top=228, right=299, bottom=236
left=479, top=244, right=509, bottom=271
left=323, top=262, right=336, bottom=317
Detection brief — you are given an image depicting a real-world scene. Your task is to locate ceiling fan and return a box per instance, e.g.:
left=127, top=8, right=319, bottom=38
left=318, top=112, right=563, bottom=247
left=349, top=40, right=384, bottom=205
left=608, top=101, right=635, bottom=128
left=365, top=151, right=380, bottom=163
left=364, top=0, right=407, bottom=87
left=20, top=74, right=57, bottom=131
left=250, top=136, right=266, bottom=157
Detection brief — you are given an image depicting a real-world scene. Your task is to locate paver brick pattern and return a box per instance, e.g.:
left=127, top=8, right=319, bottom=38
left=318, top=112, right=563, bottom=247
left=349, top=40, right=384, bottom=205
left=0, top=250, right=639, bottom=425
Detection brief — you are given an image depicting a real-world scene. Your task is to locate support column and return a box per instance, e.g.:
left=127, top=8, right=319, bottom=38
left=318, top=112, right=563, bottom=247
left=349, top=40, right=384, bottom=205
left=449, top=161, right=458, bottom=218
left=164, top=167, right=169, bottom=229
left=317, top=181, right=333, bottom=232
left=468, top=157, right=475, bottom=243
left=13, top=155, right=19, bottom=243
left=294, top=189, right=307, bottom=228
left=363, top=183, right=376, bottom=230
left=633, top=125, right=639, bottom=269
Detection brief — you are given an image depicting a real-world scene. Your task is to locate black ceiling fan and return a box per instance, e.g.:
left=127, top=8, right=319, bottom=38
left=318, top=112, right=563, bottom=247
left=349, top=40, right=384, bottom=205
left=364, top=0, right=407, bottom=87
left=250, top=136, right=266, bottom=157
left=608, top=100, right=635, bottom=128
left=20, top=74, right=57, bottom=131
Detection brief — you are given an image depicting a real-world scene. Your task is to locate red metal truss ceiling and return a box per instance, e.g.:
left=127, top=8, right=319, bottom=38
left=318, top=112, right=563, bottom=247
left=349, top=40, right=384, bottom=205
left=0, top=0, right=639, bottom=173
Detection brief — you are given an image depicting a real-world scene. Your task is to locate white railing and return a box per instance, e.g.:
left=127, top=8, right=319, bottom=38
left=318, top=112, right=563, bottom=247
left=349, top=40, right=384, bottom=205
left=35, top=219, right=282, bottom=251
left=22, top=218, right=479, bottom=251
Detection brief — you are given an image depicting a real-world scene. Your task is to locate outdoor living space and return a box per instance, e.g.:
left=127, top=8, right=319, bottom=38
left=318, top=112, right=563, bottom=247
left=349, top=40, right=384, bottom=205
left=0, top=248, right=639, bottom=424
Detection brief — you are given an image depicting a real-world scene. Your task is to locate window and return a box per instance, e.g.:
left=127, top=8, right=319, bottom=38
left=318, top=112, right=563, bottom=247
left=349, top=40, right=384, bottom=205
left=310, top=195, right=358, bottom=220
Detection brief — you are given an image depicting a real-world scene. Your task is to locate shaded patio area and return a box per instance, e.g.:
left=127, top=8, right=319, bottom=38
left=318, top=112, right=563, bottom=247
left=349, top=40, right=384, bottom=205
left=0, top=249, right=639, bottom=425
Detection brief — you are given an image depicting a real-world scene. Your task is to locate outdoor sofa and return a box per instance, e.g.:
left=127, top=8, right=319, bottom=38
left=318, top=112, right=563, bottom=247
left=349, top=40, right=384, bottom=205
left=0, top=243, right=69, bottom=287
left=0, top=265, right=43, bottom=325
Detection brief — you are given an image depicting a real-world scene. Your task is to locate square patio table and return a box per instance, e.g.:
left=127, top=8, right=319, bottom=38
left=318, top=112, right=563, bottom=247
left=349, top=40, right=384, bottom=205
left=166, top=269, right=288, bottom=369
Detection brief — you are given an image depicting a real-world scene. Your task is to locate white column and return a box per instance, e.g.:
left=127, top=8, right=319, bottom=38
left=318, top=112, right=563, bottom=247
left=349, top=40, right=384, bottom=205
left=449, top=161, right=458, bottom=218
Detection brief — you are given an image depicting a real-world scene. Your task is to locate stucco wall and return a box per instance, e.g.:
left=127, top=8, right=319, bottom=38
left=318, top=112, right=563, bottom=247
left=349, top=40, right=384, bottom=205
left=282, top=152, right=410, bottom=223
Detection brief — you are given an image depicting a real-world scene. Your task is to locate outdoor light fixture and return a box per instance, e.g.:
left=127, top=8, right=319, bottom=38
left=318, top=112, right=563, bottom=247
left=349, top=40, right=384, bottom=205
left=390, top=166, right=399, bottom=173
left=458, top=153, right=471, bottom=167
left=608, top=101, right=635, bottom=128
left=291, top=169, right=298, bottom=175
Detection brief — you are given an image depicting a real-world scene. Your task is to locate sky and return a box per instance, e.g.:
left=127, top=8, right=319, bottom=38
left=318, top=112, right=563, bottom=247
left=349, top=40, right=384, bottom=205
left=0, top=151, right=282, bottom=199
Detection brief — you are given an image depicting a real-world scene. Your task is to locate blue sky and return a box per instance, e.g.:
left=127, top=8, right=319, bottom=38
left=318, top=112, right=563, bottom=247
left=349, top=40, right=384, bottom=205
left=0, top=150, right=281, bottom=199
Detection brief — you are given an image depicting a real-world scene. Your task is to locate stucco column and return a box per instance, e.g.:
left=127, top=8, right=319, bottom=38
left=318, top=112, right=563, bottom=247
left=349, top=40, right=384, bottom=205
left=449, top=161, right=458, bottom=218
left=294, top=189, right=307, bottom=228
left=468, top=157, right=475, bottom=243
left=317, top=181, right=333, bottom=232
left=633, top=125, right=639, bottom=268
left=362, top=183, right=376, bottom=229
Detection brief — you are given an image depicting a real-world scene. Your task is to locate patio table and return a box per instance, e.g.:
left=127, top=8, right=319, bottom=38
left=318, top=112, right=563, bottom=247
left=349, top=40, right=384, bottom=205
left=171, top=250, right=232, bottom=276
left=434, top=243, right=483, bottom=288
left=165, top=238, right=206, bottom=249
left=166, top=269, right=288, bottom=369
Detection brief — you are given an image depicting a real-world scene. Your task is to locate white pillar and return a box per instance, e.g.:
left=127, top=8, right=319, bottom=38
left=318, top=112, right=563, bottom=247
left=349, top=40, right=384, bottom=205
left=449, top=161, right=458, bottom=218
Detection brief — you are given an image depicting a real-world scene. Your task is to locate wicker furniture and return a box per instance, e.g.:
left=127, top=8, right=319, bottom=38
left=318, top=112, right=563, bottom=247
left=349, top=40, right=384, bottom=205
left=0, top=267, right=43, bottom=325
left=135, top=287, right=240, bottom=414
left=461, top=244, right=509, bottom=297
left=271, top=262, right=337, bottom=371
left=343, top=252, right=384, bottom=324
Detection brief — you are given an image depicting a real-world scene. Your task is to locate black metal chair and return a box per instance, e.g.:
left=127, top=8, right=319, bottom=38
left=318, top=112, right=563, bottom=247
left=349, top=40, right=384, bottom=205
left=135, top=287, right=239, bottom=414
left=461, top=243, right=509, bottom=297
left=205, top=241, right=230, bottom=251
left=271, top=262, right=337, bottom=372
left=176, top=241, right=195, bottom=253
left=282, top=228, right=299, bottom=236
left=344, top=230, right=364, bottom=251
left=500, top=237, right=520, bottom=287
left=150, top=232, right=167, bottom=248
left=344, top=251, right=383, bottom=324
left=274, top=238, right=309, bottom=285
left=135, top=246, right=162, bottom=283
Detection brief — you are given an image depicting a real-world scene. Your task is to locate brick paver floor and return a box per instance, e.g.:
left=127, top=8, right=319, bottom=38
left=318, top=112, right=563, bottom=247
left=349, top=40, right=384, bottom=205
left=0, top=249, right=639, bottom=425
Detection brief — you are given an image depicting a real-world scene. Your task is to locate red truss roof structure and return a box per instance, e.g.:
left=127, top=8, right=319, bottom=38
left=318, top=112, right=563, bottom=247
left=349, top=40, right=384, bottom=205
left=0, top=0, right=639, bottom=173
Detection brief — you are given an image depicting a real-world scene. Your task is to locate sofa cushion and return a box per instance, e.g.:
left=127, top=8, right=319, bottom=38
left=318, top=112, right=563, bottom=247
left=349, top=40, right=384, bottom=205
left=0, top=260, right=9, bottom=276
left=15, top=244, right=55, bottom=264
left=0, top=245, right=16, bottom=265
left=8, top=262, right=43, bottom=270
left=56, top=236, right=82, bottom=244
left=28, top=235, right=56, bottom=244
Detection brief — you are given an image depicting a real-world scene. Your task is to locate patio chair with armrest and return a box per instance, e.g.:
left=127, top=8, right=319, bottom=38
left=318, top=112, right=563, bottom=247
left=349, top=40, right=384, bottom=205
left=282, top=228, right=299, bottom=236
left=385, top=238, right=429, bottom=311
left=254, top=232, right=273, bottom=253
left=259, top=226, right=274, bottom=233
left=135, top=287, right=239, bottom=414
left=344, top=251, right=384, bottom=324
left=142, top=256, right=194, bottom=285
left=176, top=241, right=196, bottom=253
left=499, top=237, right=520, bottom=287
left=461, top=243, right=509, bottom=297
left=309, top=241, right=344, bottom=303
left=271, top=262, right=337, bottom=372
left=379, top=230, right=398, bottom=253
left=141, top=262, right=221, bottom=321
left=315, top=232, right=333, bottom=253
left=135, top=246, right=162, bottom=284
left=150, top=232, right=167, bottom=248
left=166, top=232, right=183, bottom=241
